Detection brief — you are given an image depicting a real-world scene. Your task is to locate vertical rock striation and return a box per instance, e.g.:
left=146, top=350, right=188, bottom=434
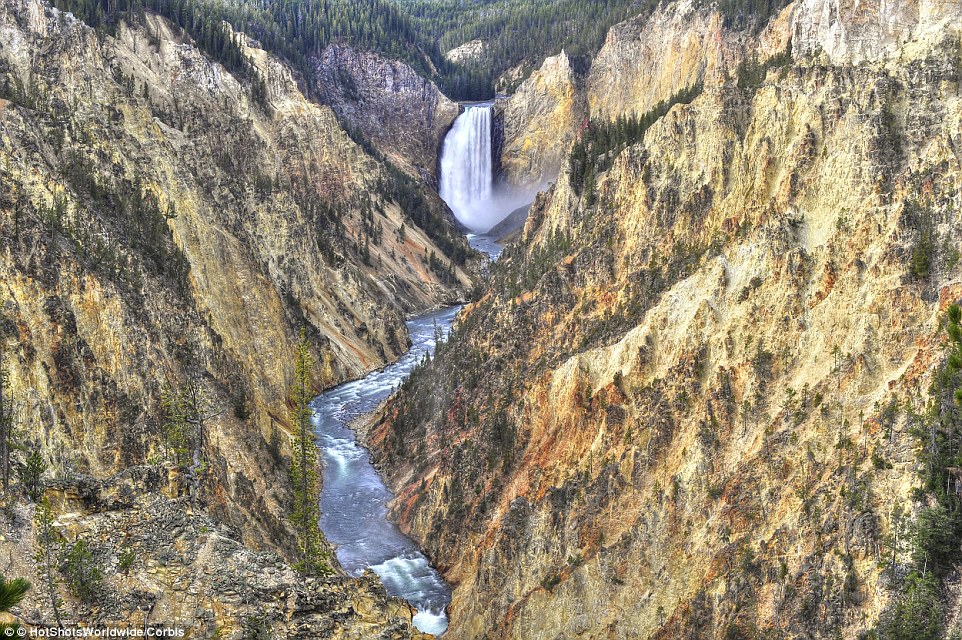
left=311, top=44, right=462, bottom=185
left=494, top=1, right=794, bottom=209
left=494, top=51, right=585, bottom=191
left=792, top=0, right=962, bottom=64
left=369, top=2, right=962, bottom=638
left=0, top=0, right=470, bottom=632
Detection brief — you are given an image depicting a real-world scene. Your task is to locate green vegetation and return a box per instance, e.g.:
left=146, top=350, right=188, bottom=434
left=406, top=0, right=648, bottom=97
left=694, top=0, right=792, bottom=30
left=377, top=163, right=469, bottom=266
left=41, top=0, right=641, bottom=99
left=242, top=615, right=272, bottom=640
left=160, top=376, right=218, bottom=499
left=0, top=62, right=195, bottom=298
left=0, top=355, right=43, bottom=502
left=51, top=0, right=793, bottom=101
left=49, top=0, right=435, bottom=102
left=498, top=227, right=572, bottom=298
left=60, top=539, right=103, bottom=603
left=877, top=571, right=943, bottom=639
left=117, top=547, right=136, bottom=574
left=160, top=384, right=193, bottom=468
left=735, top=46, right=792, bottom=89
left=905, top=199, right=936, bottom=280
left=18, top=448, right=47, bottom=502
left=414, top=0, right=792, bottom=98
left=34, top=498, right=64, bottom=628
left=0, top=351, right=16, bottom=493
left=41, top=161, right=192, bottom=296
left=876, top=303, right=962, bottom=638
left=540, top=572, right=561, bottom=590
left=0, top=574, right=30, bottom=635
left=160, top=379, right=207, bottom=469
left=287, top=331, right=330, bottom=575
left=50, top=0, right=430, bottom=86
left=568, top=82, right=704, bottom=198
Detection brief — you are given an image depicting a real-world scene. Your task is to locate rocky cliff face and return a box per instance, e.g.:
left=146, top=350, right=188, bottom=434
left=494, top=52, right=585, bottom=191
left=445, top=39, right=487, bottom=65
left=0, top=0, right=470, bottom=632
left=792, top=0, right=962, bottom=63
left=370, top=3, right=962, bottom=638
left=587, top=0, right=796, bottom=120
left=0, top=467, right=428, bottom=637
left=586, top=0, right=737, bottom=119
left=494, top=1, right=793, bottom=209
left=311, top=44, right=461, bottom=185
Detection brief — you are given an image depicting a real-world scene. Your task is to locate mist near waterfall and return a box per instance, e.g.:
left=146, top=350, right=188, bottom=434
left=439, top=104, right=536, bottom=233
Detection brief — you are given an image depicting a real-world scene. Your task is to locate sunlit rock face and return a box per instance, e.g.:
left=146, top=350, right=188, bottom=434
left=446, top=38, right=488, bottom=65
left=0, top=0, right=470, bottom=632
left=368, top=2, right=962, bottom=638
left=495, top=51, right=585, bottom=192
left=492, top=1, right=795, bottom=211
left=792, top=0, right=962, bottom=64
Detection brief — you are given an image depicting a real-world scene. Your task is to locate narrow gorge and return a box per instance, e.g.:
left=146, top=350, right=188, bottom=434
left=1, top=0, right=961, bottom=638
left=370, top=1, right=962, bottom=639
left=315, top=308, right=459, bottom=636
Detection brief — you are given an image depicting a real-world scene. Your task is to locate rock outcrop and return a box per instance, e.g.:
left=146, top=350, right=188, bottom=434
left=311, top=44, right=461, bottom=184
left=586, top=0, right=734, bottom=119
left=792, top=0, right=962, bottom=64
left=369, top=3, right=962, bottom=638
left=0, top=0, right=470, bottom=633
left=493, top=1, right=793, bottom=205
left=1, top=467, right=429, bottom=638
left=488, top=204, right=531, bottom=243
left=445, top=39, right=487, bottom=65
left=494, top=52, right=585, bottom=191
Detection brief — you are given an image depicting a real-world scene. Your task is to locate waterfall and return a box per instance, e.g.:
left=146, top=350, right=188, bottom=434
left=439, top=105, right=494, bottom=232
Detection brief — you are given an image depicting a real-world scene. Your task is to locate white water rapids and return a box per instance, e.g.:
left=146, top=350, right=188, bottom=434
left=315, top=309, right=458, bottom=636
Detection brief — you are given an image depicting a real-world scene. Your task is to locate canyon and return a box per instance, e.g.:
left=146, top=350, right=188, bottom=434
left=368, top=1, right=962, bottom=638
left=1, top=0, right=962, bottom=637
left=0, top=0, right=470, bottom=633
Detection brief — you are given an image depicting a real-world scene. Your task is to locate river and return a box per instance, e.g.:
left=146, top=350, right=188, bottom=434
left=314, top=306, right=458, bottom=635
left=314, top=99, right=507, bottom=636
left=314, top=237, right=498, bottom=638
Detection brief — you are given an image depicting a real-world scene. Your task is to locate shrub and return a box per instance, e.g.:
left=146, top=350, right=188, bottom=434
left=117, top=548, right=136, bottom=574
left=60, top=539, right=102, bottom=602
left=17, top=448, right=46, bottom=502
left=876, top=571, right=943, bottom=640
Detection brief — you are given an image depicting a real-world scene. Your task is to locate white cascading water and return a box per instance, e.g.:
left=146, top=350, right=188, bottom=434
left=439, top=104, right=495, bottom=232
left=440, top=103, right=539, bottom=236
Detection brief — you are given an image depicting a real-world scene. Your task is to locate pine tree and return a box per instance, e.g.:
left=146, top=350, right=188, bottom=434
left=0, top=574, right=30, bottom=635
left=0, top=351, right=16, bottom=493
left=288, top=331, right=330, bottom=575
left=33, top=498, right=64, bottom=628
left=160, top=384, right=191, bottom=468
left=61, top=539, right=102, bottom=602
left=18, top=448, right=46, bottom=502
left=161, top=376, right=218, bottom=499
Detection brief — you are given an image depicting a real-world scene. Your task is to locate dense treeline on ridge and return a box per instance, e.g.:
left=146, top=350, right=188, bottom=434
left=48, top=0, right=438, bottom=81
left=48, top=0, right=793, bottom=101
left=409, top=0, right=792, bottom=97
left=405, top=0, right=648, bottom=97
